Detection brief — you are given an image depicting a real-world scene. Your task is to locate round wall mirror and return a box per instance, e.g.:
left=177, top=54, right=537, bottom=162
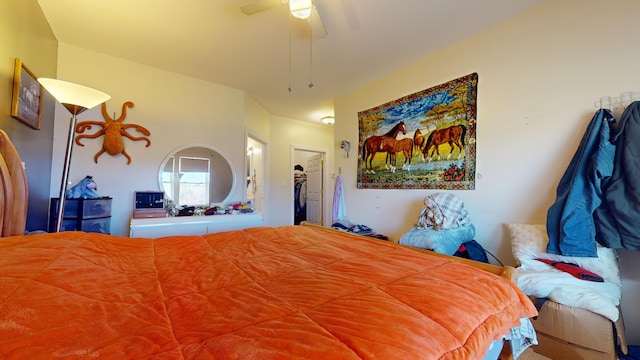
left=158, top=144, right=235, bottom=207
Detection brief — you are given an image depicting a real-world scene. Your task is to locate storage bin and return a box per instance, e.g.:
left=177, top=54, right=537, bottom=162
left=49, top=197, right=112, bottom=234
left=51, top=197, right=112, bottom=219
left=79, top=217, right=111, bottom=234
left=58, top=219, right=79, bottom=232
left=80, top=198, right=111, bottom=218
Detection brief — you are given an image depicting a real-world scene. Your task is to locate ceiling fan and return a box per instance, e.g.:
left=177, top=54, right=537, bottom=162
left=241, top=0, right=328, bottom=39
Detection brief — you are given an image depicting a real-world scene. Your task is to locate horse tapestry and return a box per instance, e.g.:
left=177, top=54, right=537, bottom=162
left=357, top=73, right=477, bottom=190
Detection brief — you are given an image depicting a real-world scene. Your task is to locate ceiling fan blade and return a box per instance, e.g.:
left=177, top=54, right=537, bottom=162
left=240, top=0, right=284, bottom=15
left=308, top=5, right=327, bottom=39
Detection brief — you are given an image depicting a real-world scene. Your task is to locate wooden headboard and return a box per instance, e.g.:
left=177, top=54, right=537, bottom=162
left=0, top=129, right=28, bottom=236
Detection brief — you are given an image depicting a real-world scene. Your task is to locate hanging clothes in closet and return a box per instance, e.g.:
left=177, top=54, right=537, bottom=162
left=294, top=164, right=307, bottom=225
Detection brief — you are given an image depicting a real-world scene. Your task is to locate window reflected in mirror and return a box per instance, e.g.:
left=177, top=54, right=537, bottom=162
left=159, top=145, right=234, bottom=207
left=162, top=156, right=211, bottom=206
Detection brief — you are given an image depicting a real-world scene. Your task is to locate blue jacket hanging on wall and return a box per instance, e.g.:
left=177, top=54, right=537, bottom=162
left=546, top=108, right=616, bottom=257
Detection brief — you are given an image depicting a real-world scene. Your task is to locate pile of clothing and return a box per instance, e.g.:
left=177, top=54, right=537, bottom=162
left=400, top=193, right=486, bottom=262
left=332, top=220, right=390, bottom=241
left=331, top=219, right=374, bottom=235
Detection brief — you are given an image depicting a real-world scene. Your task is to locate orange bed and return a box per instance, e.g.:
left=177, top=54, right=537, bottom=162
left=0, top=224, right=536, bottom=359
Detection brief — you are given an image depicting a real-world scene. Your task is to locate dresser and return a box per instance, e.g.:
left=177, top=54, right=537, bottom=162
left=129, top=212, right=263, bottom=238
left=49, top=197, right=112, bottom=234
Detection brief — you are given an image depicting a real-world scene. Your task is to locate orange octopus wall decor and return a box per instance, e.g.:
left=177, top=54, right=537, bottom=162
left=75, top=101, right=151, bottom=164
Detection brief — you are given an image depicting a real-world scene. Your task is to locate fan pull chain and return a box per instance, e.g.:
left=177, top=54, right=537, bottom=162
left=308, top=10, right=314, bottom=89
left=288, top=12, right=293, bottom=92
left=288, top=7, right=317, bottom=92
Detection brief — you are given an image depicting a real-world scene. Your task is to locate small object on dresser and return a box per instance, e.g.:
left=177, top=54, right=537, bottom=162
left=133, top=191, right=166, bottom=219
left=176, top=206, right=195, bottom=217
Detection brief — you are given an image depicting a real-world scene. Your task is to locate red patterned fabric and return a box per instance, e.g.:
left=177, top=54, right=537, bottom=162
left=535, top=258, right=605, bottom=282
left=0, top=226, right=536, bottom=359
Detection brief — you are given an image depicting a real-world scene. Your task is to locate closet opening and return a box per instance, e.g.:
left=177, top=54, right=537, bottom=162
left=292, top=148, right=325, bottom=226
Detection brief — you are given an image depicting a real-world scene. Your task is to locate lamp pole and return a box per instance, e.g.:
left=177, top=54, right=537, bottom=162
left=55, top=106, right=86, bottom=232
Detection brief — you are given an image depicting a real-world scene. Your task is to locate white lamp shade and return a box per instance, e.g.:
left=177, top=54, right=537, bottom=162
left=289, top=0, right=312, bottom=19
left=38, top=78, right=110, bottom=111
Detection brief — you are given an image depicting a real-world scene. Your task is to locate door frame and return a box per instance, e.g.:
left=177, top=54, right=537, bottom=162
left=246, top=130, right=269, bottom=225
left=290, top=145, right=330, bottom=226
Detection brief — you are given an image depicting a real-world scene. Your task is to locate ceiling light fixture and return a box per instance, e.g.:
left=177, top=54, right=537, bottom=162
left=321, top=116, right=335, bottom=125
left=289, top=0, right=312, bottom=19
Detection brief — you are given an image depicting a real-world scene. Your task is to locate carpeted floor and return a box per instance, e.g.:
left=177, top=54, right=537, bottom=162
left=620, top=345, right=640, bottom=360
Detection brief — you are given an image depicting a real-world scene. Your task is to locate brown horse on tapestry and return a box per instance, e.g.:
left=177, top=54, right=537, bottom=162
left=413, top=129, right=426, bottom=152
left=362, top=121, right=406, bottom=172
left=381, top=137, right=413, bottom=171
left=422, top=124, right=467, bottom=162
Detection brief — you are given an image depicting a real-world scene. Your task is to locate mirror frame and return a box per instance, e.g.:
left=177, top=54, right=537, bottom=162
left=158, top=144, right=236, bottom=206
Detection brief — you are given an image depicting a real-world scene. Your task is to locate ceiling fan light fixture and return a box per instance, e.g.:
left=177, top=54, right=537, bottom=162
left=289, top=0, right=312, bottom=19
left=321, top=116, right=335, bottom=125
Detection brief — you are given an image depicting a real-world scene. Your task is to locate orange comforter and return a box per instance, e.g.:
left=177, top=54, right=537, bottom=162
left=0, top=225, right=536, bottom=359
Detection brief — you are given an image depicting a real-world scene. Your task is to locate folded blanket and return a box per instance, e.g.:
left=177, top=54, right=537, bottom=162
left=399, top=224, right=475, bottom=255
left=416, top=193, right=472, bottom=230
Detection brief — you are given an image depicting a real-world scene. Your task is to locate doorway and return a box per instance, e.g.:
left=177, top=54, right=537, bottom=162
left=246, top=134, right=267, bottom=222
left=292, top=147, right=326, bottom=226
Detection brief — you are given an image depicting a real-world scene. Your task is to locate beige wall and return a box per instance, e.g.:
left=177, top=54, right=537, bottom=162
left=52, top=44, right=247, bottom=237
left=245, top=95, right=271, bottom=138
left=51, top=44, right=334, bottom=237
left=335, top=0, right=640, bottom=344
left=0, top=0, right=57, bottom=232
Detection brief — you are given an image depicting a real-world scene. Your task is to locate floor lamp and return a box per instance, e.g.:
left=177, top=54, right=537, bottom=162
left=38, top=78, right=110, bottom=232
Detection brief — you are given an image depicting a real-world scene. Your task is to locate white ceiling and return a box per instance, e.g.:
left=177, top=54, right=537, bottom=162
left=37, top=0, right=544, bottom=124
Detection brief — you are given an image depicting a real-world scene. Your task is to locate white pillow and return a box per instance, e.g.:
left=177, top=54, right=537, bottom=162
left=507, top=223, right=620, bottom=285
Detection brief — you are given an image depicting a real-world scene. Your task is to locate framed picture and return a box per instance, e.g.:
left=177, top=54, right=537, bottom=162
left=357, top=72, right=478, bottom=190
left=11, top=58, right=42, bottom=130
